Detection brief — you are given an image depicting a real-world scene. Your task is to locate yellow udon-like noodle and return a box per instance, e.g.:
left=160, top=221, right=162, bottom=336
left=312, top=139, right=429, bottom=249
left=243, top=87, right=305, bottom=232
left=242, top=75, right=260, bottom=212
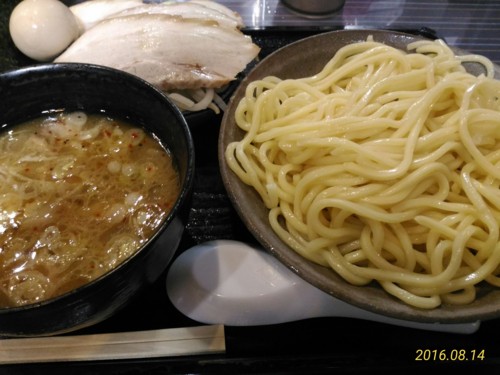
left=225, top=37, right=500, bottom=309
left=0, top=112, right=180, bottom=307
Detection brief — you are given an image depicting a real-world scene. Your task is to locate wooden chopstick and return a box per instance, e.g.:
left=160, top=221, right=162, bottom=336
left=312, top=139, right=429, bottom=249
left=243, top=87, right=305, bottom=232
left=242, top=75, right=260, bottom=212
left=0, top=324, right=225, bottom=364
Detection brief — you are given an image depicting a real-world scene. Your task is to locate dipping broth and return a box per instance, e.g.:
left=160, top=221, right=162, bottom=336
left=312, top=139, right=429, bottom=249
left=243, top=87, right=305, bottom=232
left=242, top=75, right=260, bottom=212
left=0, top=111, right=180, bottom=308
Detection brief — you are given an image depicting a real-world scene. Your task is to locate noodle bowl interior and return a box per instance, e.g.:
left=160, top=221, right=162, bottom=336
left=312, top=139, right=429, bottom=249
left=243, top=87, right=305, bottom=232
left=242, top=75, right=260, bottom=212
left=0, top=112, right=180, bottom=308
left=225, top=37, right=500, bottom=309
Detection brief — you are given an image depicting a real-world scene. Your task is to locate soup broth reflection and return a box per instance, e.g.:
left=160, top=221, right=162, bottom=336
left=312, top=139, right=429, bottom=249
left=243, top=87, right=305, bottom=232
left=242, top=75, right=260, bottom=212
left=0, top=112, right=180, bottom=308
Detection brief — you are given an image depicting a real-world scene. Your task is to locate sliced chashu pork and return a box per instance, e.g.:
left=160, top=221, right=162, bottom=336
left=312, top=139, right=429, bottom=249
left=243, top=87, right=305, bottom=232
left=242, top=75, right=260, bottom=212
left=70, top=0, right=144, bottom=31
left=55, top=13, right=259, bottom=91
left=184, top=0, right=245, bottom=26
left=110, top=1, right=244, bottom=30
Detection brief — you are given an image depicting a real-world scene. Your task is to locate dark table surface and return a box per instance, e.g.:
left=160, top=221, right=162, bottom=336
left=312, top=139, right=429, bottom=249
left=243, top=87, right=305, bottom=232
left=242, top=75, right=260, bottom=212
left=2, top=1, right=500, bottom=373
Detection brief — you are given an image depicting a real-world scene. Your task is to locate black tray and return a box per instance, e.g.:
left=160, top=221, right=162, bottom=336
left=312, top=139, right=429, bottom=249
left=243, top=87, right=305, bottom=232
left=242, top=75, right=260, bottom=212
left=2, top=14, right=500, bottom=373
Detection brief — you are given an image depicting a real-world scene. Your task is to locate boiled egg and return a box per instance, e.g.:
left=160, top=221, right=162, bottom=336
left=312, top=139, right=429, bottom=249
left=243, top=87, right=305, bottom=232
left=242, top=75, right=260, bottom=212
left=9, top=0, right=81, bottom=61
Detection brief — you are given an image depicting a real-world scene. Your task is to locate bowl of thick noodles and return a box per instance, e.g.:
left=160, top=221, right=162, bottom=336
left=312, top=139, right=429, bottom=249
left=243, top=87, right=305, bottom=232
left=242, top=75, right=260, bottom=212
left=0, top=63, right=194, bottom=336
left=219, top=29, right=500, bottom=323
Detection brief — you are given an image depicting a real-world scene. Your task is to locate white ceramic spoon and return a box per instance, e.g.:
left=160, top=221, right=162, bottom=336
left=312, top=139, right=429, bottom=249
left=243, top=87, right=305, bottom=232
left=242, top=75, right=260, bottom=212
left=166, top=240, right=480, bottom=334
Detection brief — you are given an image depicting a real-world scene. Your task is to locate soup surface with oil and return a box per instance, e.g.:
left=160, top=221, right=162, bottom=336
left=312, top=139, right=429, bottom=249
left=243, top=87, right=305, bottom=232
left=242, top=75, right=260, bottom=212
left=0, top=111, right=180, bottom=307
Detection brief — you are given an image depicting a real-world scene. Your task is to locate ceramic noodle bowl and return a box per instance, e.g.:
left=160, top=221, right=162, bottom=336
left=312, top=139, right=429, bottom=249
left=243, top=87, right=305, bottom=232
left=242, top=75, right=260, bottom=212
left=0, top=63, right=195, bottom=337
left=218, top=29, right=500, bottom=323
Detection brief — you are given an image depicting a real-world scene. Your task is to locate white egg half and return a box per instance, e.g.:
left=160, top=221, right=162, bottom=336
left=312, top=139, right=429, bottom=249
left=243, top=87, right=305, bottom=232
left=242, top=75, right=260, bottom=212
left=9, top=0, right=81, bottom=61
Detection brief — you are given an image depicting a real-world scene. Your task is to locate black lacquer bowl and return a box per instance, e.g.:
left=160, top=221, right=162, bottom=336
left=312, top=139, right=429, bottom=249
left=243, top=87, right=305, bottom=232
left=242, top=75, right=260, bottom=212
left=0, top=63, right=195, bottom=337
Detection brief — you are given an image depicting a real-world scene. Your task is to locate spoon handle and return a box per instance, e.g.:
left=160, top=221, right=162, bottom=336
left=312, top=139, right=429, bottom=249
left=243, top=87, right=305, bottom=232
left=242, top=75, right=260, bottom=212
left=319, top=300, right=480, bottom=334
left=279, top=282, right=480, bottom=334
